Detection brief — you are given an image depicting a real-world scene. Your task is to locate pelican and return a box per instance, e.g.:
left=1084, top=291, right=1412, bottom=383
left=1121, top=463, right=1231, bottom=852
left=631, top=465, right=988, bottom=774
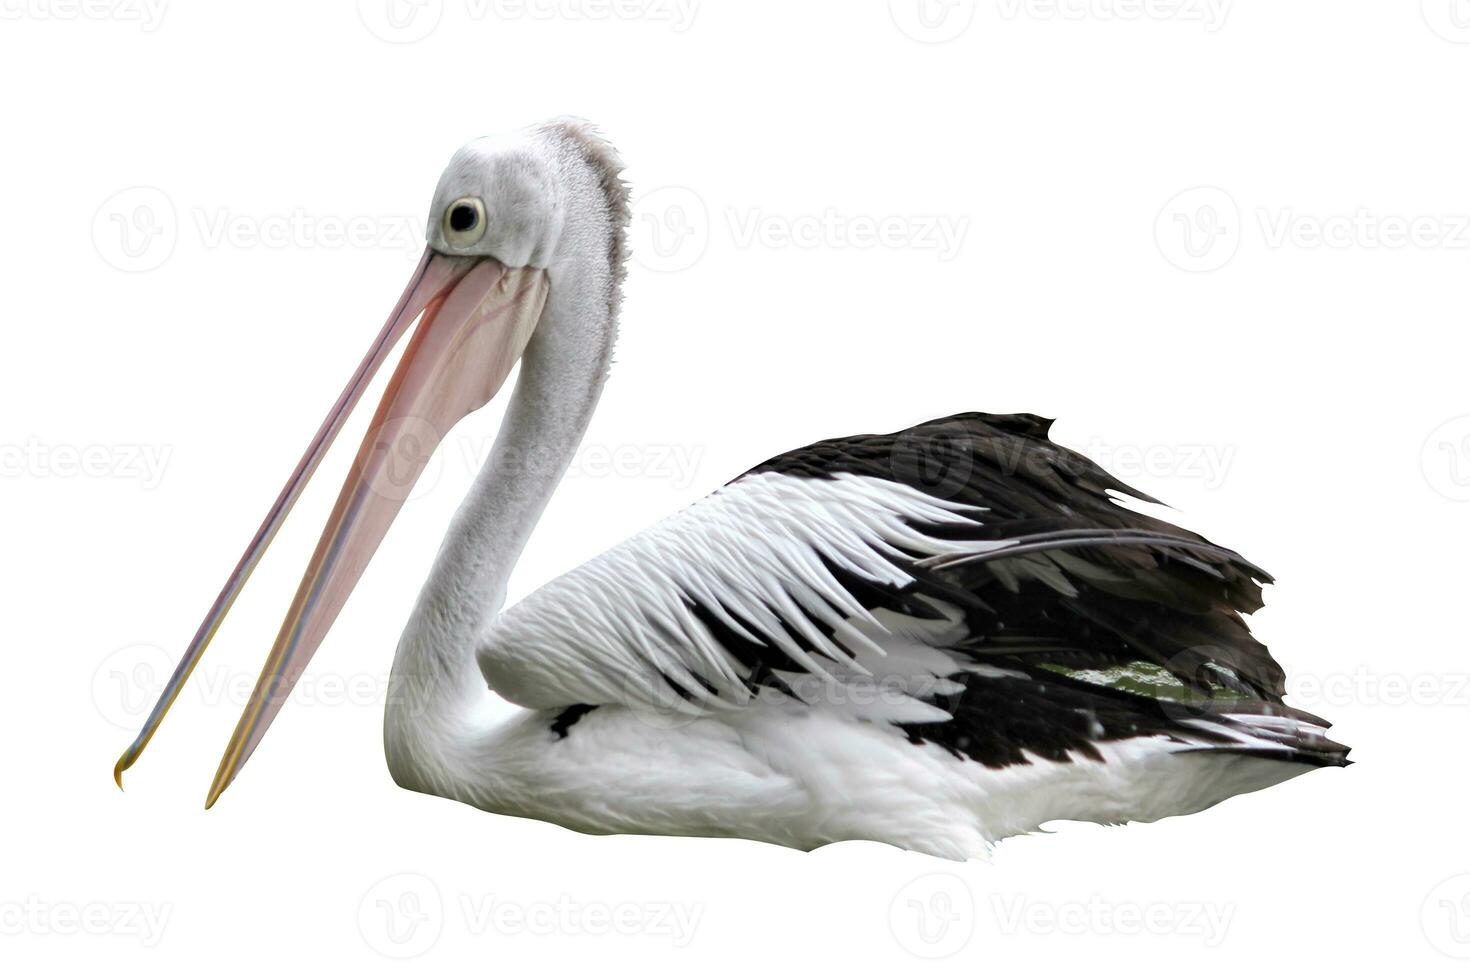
left=114, top=119, right=1348, bottom=860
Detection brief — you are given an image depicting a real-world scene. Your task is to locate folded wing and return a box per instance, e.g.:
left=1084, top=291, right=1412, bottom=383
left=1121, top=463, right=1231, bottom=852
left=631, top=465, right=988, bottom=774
left=479, top=414, right=1305, bottom=742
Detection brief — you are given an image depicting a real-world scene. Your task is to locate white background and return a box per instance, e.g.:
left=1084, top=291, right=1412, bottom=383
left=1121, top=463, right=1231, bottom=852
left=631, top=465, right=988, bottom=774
left=3, top=0, right=1468, bottom=974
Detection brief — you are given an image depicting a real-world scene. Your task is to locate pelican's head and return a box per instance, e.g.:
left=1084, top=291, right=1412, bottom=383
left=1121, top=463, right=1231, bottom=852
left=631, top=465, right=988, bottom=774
left=427, top=136, right=565, bottom=266
left=114, top=119, right=628, bottom=805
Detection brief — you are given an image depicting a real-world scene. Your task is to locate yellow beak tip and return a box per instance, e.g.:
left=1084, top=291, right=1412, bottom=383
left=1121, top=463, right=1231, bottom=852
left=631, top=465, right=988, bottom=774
left=112, top=749, right=135, bottom=791
left=204, top=779, right=226, bottom=810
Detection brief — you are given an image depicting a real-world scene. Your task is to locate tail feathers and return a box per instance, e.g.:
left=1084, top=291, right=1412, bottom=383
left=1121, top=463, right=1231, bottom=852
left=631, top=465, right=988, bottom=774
left=1175, top=701, right=1351, bottom=769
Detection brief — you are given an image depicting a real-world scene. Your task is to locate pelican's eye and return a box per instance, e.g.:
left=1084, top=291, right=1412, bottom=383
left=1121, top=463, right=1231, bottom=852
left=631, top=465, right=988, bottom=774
left=443, top=197, right=486, bottom=247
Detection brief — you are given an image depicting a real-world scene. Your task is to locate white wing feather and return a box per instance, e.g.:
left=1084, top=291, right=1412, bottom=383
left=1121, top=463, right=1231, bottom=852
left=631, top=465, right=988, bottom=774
left=477, top=471, right=985, bottom=714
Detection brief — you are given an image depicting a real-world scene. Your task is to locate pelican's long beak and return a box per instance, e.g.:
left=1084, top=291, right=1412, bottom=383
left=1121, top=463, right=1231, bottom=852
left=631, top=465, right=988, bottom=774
left=113, top=249, right=549, bottom=807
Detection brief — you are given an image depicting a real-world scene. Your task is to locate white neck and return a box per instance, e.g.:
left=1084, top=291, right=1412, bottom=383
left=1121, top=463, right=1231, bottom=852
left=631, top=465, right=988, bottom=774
left=384, top=126, right=625, bottom=794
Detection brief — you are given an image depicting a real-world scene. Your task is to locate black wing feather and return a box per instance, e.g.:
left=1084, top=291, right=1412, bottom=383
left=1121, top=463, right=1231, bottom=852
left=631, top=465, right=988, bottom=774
left=746, top=412, right=1285, bottom=701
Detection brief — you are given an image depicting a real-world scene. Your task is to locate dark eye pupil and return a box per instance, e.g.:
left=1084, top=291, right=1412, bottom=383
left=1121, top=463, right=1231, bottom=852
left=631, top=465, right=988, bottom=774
left=449, top=204, right=478, bottom=232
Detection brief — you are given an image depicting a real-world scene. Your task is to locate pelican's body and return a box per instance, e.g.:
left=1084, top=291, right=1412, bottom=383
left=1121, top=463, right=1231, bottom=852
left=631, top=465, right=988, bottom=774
left=387, top=415, right=1344, bottom=860
left=418, top=703, right=1324, bottom=859
left=119, top=120, right=1347, bottom=860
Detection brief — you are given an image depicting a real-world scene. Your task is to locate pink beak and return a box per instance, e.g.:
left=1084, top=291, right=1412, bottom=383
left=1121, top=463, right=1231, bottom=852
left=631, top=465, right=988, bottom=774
left=113, top=249, right=549, bottom=807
